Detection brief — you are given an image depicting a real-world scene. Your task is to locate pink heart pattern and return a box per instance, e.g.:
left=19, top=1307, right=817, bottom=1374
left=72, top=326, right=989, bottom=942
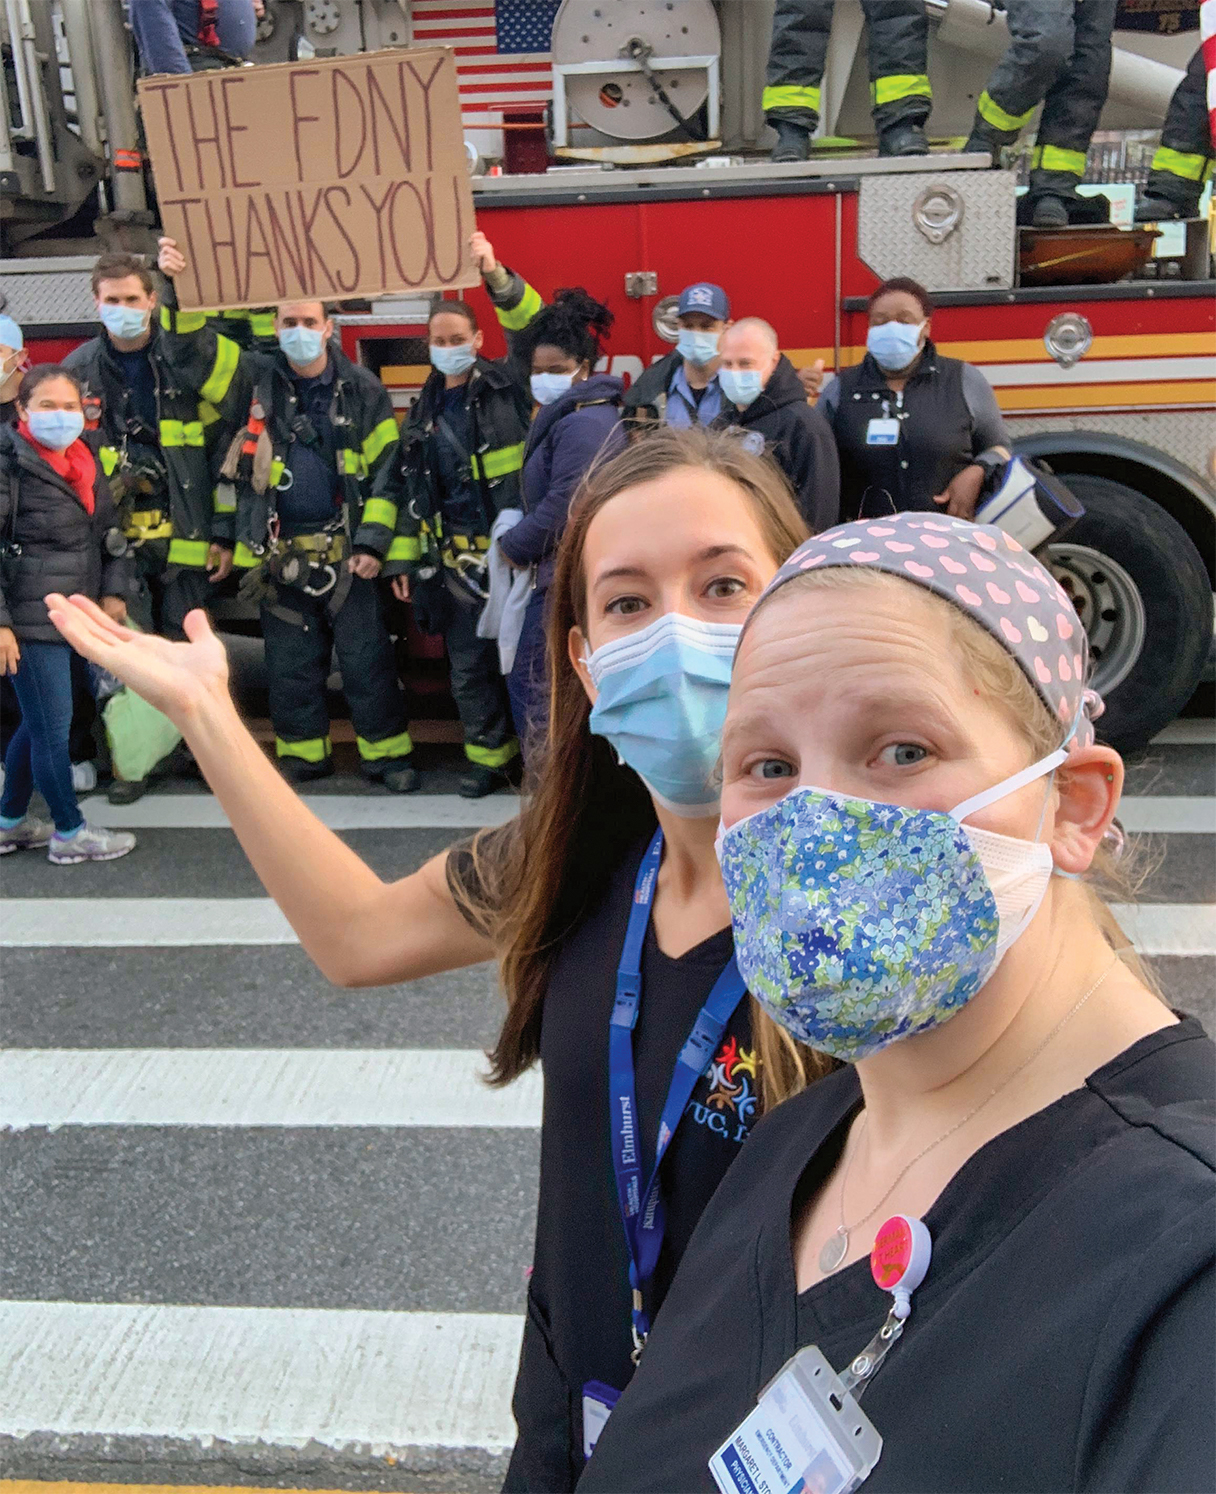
left=761, top=512, right=1095, bottom=750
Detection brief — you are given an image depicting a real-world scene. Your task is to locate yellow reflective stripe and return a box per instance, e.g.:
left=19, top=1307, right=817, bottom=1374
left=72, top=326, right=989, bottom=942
left=248, top=309, right=277, bottom=337
left=213, top=485, right=236, bottom=514
left=465, top=738, right=519, bottom=768
left=496, top=281, right=544, bottom=332
left=471, top=441, right=525, bottom=480
left=161, top=305, right=208, bottom=334
left=199, top=334, right=240, bottom=405
left=99, top=446, right=120, bottom=477
left=1033, top=144, right=1087, bottom=176
left=1150, top=146, right=1210, bottom=183
left=276, top=735, right=331, bottom=763
left=386, top=535, right=421, bottom=561
left=167, top=538, right=210, bottom=566
left=361, top=497, right=398, bottom=529
left=233, top=541, right=262, bottom=568
left=356, top=730, right=414, bottom=762
left=870, top=74, right=931, bottom=107
left=977, top=90, right=1034, bottom=133
left=362, top=417, right=399, bottom=467
left=159, top=419, right=205, bottom=448
left=199, top=399, right=221, bottom=427
left=762, top=84, right=821, bottom=112
left=269, top=457, right=286, bottom=488
left=340, top=447, right=368, bottom=478
left=126, top=517, right=173, bottom=540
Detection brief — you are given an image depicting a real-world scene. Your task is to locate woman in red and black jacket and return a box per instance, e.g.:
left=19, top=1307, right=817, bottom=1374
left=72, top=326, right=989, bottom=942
left=0, top=365, right=136, bottom=863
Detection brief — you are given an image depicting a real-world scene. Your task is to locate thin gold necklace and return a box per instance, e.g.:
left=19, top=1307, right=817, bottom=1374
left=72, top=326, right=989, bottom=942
left=818, top=957, right=1120, bottom=1274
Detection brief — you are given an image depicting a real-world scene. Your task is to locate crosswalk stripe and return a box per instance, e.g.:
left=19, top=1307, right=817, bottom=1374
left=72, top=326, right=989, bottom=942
left=79, top=793, right=521, bottom=831
left=0, top=1049, right=541, bottom=1130
left=0, top=1300, right=522, bottom=1453
left=3, top=897, right=1211, bottom=954
left=1151, top=719, right=1215, bottom=746
left=1118, top=797, right=1216, bottom=834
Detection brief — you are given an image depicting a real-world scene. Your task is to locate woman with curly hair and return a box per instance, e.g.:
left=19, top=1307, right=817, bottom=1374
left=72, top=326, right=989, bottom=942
left=501, top=284, right=624, bottom=755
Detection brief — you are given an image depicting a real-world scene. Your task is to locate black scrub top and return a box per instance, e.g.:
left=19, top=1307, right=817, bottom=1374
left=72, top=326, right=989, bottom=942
left=448, top=830, right=771, bottom=1491
left=579, top=1016, right=1215, bottom=1494
left=821, top=343, right=1009, bottom=519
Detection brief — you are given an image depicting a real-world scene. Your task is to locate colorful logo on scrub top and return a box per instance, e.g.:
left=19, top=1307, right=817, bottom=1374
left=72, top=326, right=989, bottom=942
left=687, top=1034, right=759, bottom=1145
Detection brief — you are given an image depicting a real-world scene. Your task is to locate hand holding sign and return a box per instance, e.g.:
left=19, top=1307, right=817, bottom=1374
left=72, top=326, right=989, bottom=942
left=138, top=49, right=478, bottom=312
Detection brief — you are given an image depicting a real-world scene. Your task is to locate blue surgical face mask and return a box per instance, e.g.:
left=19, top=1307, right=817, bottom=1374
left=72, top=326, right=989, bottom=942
left=430, top=342, right=477, bottom=377
left=98, top=302, right=151, bottom=341
left=531, top=370, right=576, bottom=406
left=677, top=329, right=720, bottom=367
left=716, top=748, right=1067, bottom=1059
left=27, top=408, right=85, bottom=450
left=867, top=320, right=925, bottom=373
left=586, top=611, right=742, bottom=817
left=278, top=325, right=326, bottom=366
left=718, top=367, right=764, bottom=408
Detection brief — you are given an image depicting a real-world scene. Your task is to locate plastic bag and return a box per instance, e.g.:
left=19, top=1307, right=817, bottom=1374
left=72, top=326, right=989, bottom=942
left=101, top=619, right=182, bottom=782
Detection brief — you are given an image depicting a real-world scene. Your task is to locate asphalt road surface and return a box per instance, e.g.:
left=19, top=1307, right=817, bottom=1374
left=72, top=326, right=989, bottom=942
left=1, top=689, right=1212, bottom=1492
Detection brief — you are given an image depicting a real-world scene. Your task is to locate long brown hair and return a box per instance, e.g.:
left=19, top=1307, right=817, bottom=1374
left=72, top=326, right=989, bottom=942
left=457, top=425, right=837, bottom=1106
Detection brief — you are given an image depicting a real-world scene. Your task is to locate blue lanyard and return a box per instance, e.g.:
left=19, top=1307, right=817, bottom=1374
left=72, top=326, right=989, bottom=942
left=609, top=828, right=747, bottom=1360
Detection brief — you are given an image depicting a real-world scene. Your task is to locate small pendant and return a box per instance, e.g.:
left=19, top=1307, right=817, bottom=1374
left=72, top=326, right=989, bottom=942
left=819, top=1227, right=849, bottom=1273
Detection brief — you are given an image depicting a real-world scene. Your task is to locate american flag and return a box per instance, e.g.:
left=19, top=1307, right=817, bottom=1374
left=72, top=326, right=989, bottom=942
left=410, top=0, right=560, bottom=127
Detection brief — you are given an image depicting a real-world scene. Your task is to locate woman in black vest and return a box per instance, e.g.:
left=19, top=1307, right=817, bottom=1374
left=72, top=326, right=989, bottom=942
left=821, top=277, right=1010, bottom=522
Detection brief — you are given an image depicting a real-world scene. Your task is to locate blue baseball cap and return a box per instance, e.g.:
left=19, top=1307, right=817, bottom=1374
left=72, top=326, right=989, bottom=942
left=677, top=283, right=730, bottom=321
left=0, top=315, right=23, bottom=351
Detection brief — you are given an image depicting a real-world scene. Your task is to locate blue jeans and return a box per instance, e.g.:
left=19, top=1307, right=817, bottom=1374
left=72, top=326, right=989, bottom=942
left=1, top=641, right=84, bottom=834
left=506, top=587, right=549, bottom=763
left=129, top=0, right=257, bottom=74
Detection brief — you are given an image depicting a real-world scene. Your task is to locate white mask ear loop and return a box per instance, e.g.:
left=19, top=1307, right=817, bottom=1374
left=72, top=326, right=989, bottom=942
left=949, top=748, right=1068, bottom=825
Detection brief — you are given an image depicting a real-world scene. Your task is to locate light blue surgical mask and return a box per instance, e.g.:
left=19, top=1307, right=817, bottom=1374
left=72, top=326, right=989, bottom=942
left=586, top=611, right=742, bottom=817
left=531, top=370, right=576, bottom=406
left=677, top=329, right=720, bottom=367
left=98, top=302, right=151, bottom=342
left=718, top=367, right=764, bottom=408
left=867, top=320, right=925, bottom=373
left=279, top=325, right=326, bottom=367
left=27, top=408, right=85, bottom=450
left=430, top=342, right=477, bottom=377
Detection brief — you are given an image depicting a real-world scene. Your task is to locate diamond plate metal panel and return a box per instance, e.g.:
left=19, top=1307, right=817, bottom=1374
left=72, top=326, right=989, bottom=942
left=857, top=170, right=1017, bottom=292
left=1007, top=410, right=1216, bottom=487
left=0, top=259, right=97, bottom=326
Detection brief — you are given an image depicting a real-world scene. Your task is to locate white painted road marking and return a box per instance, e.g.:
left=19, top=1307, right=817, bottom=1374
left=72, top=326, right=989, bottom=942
left=4, top=897, right=1211, bottom=955
left=78, top=792, right=521, bottom=831
left=0, top=1048, right=540, bottom=1130
left=1151, top=719, right=1215, bottom=747
left=1117, top=797, right=1216, bottom=834
left=0, top=1300, right=522, bottom=1452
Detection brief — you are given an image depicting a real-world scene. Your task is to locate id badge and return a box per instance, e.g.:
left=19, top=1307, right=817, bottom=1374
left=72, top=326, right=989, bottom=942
left=582, top=1380, right=620, bottom=1461
left=865, top=418, right=900, bottom=447
left=709, top=1345, right=882, bottom=1494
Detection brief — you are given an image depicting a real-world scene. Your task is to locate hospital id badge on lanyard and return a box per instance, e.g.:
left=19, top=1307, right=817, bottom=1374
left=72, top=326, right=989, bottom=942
left=709, top=1216, right=931, bottom=1494
left=866, top=395, right=901, bottom=448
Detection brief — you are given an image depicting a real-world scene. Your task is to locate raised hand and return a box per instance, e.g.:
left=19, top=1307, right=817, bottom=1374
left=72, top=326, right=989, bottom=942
left=157, top=237, right=187, bottom=279
left=469, top=230, right=498, bottom=276
left=44, top=595, right=229, bottom=728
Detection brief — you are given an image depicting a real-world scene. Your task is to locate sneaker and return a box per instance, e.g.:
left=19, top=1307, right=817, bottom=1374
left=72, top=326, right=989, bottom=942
left=0, top=815, right=55, bottom=854
left=107, top=777, right=149, bottom=805
left=361, top=756, right=421, bottom=794
left=48, top=821, right=137, bottom=864
left=281, top=756, right=335, bottom=785
left=71, top=760, right=98, bottom=793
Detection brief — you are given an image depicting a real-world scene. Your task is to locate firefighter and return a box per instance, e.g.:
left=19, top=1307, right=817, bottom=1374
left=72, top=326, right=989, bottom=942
left=962, top=0, right=1120, bottom=228
left=379, top=231, right=541, bottom=797
left=623, top=282, right=732, bottom=429
left=127, top=0, right=259, bottom=76
left=65, top=240, right=246, bottom=803
left=1137, top=49, right=1213, bottom=220
left=210, top=308, right=280, bottom=353
left=225, top=297, right=414, bottom=789
left=765, top=0, right=932, bottom=161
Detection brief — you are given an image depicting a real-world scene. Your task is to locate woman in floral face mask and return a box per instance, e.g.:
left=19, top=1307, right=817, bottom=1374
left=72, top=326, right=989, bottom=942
left=580, top=514, right=1213, bottom=1494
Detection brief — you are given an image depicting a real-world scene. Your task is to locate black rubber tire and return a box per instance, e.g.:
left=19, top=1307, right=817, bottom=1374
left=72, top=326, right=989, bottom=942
left=1045, top=473, right=1212, bottom=754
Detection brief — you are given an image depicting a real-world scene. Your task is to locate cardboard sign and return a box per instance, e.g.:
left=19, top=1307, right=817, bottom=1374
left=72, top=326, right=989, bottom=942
left=137, top=49, right=478, bottom=311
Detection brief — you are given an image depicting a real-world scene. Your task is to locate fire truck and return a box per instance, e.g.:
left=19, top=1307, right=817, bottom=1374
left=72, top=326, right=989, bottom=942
left=1, top=0, right=1212, bottom=752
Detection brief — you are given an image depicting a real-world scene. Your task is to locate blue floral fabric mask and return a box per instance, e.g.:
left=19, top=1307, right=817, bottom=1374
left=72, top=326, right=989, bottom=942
left=717, top=752, right=1065, bottom=1060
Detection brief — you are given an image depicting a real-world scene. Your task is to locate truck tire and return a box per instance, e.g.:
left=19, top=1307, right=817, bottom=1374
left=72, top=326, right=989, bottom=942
left=1043, top=473, right=1212, bottom=754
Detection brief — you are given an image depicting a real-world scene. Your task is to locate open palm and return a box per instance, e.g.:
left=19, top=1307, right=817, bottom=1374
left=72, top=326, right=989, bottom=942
left=45, top=594, right=230, bottom=727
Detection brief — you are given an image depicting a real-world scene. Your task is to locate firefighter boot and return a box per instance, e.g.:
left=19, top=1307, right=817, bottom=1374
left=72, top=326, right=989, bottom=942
left=962, top=129, right=1000, bottom=166
left=362, top=757, right=421, bottom=794
left=282, top=757, right=335, bottom=785
left=1135, top=192, right=1197, bottom=222
left=878, top=122, right=929, bottom=157
left=1031, top=194, right=1070, bottom=228
left=771, top=120, right=811, bottom=162
left=107, top=777, right=150, bottom=805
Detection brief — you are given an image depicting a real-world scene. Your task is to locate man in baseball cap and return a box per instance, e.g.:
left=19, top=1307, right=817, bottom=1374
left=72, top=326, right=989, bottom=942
left=623, top=281, right=731, bottom=431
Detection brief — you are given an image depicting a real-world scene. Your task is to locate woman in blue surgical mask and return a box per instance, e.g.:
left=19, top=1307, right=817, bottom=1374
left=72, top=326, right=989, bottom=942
left=578, top=515, right=1212, bottom=1494
left=47, top=426, right=827, bottom=1490
left=818, top=276, right=1011, bottom=522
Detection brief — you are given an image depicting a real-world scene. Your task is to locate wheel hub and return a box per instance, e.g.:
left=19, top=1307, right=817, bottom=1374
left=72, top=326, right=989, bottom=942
left=1045, top=543, right=1147, bottom=696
